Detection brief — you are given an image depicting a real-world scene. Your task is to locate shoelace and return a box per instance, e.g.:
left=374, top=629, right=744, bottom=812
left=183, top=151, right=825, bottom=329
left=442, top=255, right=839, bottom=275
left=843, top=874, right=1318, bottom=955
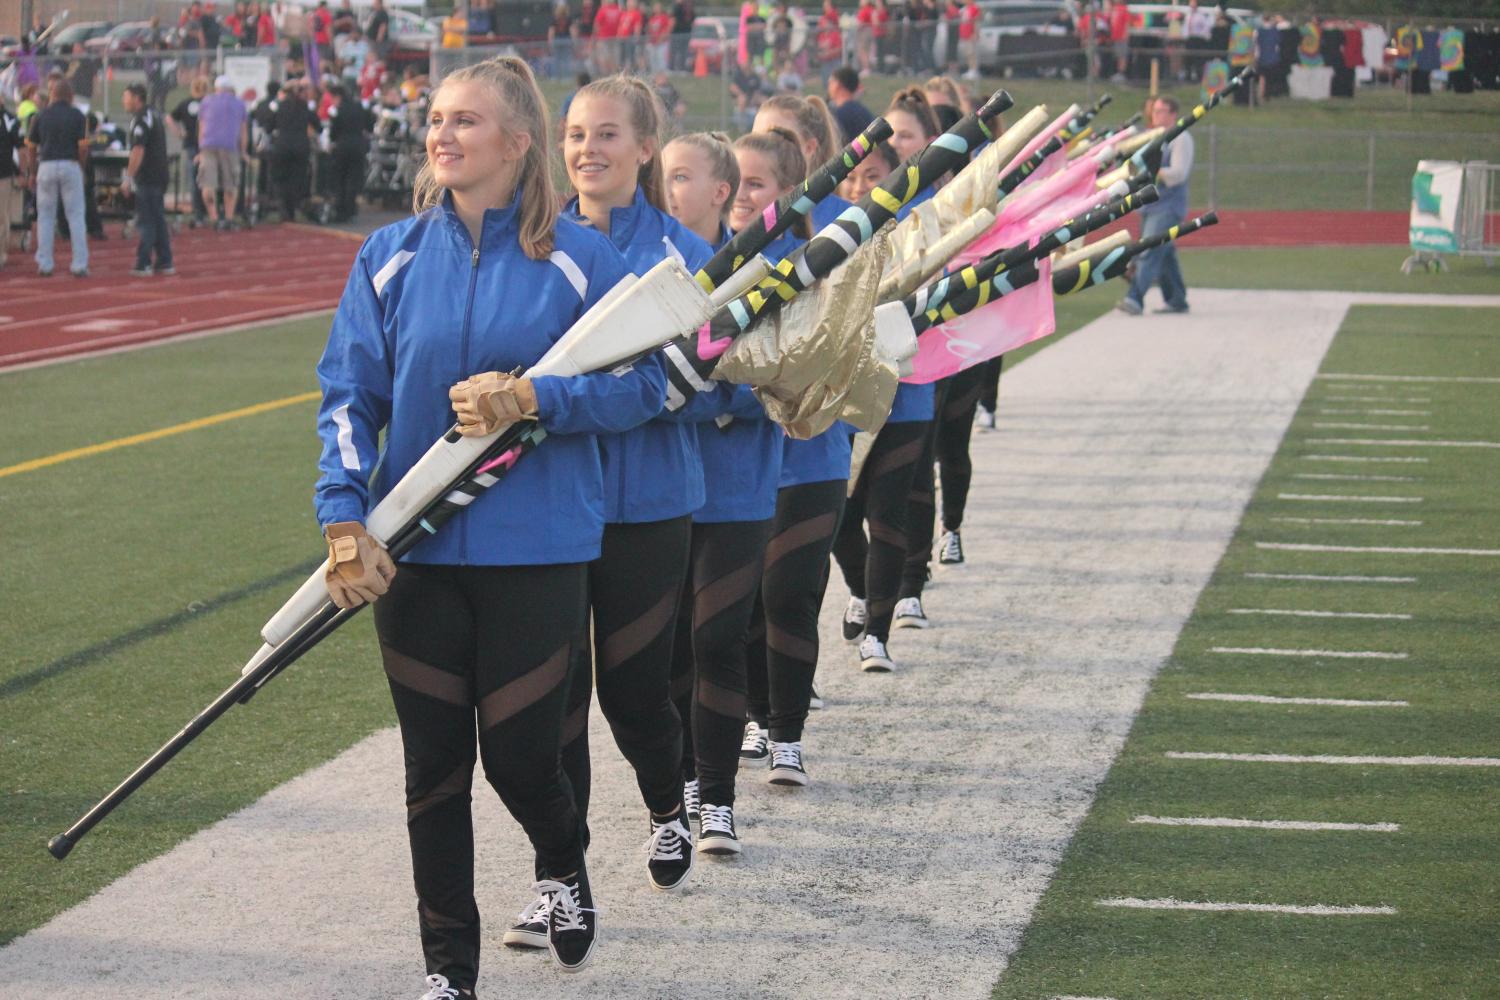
left=942, top=532, right=963, bottom=561
left=741, top=722, right=766, bottom=753
left=514, top=891, right=549, bottom=927
left=846, top=599, right=867, bottom=624
left=420, top=973, right=461, bottom=1000
left=860, top=636, right=887, bottom=659
left=700, top=803, right=735, bottom=837
left=683, top=779, right=700, bottom=816
left=533, top=878, right=594, bottom=934
left=769, top=741, right=803, bottom=770
left=644, top=817, right=692, bottom=862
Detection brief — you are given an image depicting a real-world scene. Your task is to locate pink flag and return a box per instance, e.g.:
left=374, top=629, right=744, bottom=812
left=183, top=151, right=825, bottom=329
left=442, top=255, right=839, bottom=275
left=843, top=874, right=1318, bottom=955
left=999, top=106, right=1077, bottom=179
left=904, top=257, right=1054, bottom=384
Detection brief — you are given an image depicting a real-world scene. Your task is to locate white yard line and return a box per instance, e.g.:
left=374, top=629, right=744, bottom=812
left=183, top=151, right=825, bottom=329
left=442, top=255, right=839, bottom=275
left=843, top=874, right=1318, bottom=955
left=1311, top=422, right=1431, bottom=431
left=1301, top=455, right=1429, bottom=463
left=1317, top=409, right=1430, bottom=416
left=1167, top=752, right=1500, bottom=767
left=1186, top=692, right=1410, bottom=707
left=1291, top=474, right=1420, bottom=482
left=1130, top=816, right=1399, bottom=832
left=1209, top=647, right=1408, bottom=660
left=1268, top=517, right=1422, bottom=526
left=1226, top=609, right=1412, bottom=620
left=1277, top=493, right=1423, bottom=503
left=1318, top=373, right=1500, bottom=385
left=1243, top=573, right=1416, bottom=583
left=1307, top=438, right=1500, bottom=448
left=1096, top=897, right=1396, bottom=916
left=0, top=288, right=1351, bottom=1000
left=1257, top=542, right=1500, bottom=557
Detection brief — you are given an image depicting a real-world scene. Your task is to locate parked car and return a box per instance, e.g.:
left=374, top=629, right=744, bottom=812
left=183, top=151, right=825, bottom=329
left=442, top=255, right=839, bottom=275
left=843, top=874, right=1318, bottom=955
left=975, top=1, right=1079, bottom=75
left=689, top=16, right=737, bottom=74
left=83, top=22, right=174, bottom=68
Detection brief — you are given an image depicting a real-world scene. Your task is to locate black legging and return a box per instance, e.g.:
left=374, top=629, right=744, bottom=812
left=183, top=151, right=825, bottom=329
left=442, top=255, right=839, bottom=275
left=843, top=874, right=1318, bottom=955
left=979, top=355, right=1003, bottom=414
left=831, top=420, right=929, bottom=642
left=671, top=518, right=773, bottom=807
left=746, top=479, right=847, bottom=743
left=373, top=561, right=588, bottom=991
left=561, top=516, right=692, bottom=841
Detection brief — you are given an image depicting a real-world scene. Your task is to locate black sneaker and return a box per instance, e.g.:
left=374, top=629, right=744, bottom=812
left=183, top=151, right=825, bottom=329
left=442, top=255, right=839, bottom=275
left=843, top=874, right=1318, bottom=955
left=842, top=596, right=867, bottom=643
left=644, top=813, right=694, bottom=891
left=418, top=973, right=474, bottom=998
left=739, top=721, right=769, bottom=767
left=157, top=266, right=177, bottom=276
left=858, top=635, right=896, bottom=673
left=534, top=869, right=599, bottom=972
left=808, top=686, right=825, bottom=711
left=129, top=266, right=153, bottom=277
left=938, top=529, right=965, bottom=565
left=893, top=596, right=930, bottom=629
left=697, top=803, right=741, bottom=856
left=683, top=778, right=700, bottom=827
left=500, top=891, right=549, bottom=950
left=767, top=740, right=809, bottom=786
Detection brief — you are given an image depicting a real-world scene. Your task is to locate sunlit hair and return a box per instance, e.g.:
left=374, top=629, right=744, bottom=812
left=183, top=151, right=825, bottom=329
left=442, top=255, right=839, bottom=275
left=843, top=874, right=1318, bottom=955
left=760, top=92, right=840, bottom=166
left=568, top=74, right=669, bottom=211
left=665, top=130, right=740, bottom=221
left=888, top=85, right=940, bottom=141
left=413, top=56, right=558, bottom=260
left=734, top=127, right=812, bottom=238
left=923, top=75, right=969, bottom=113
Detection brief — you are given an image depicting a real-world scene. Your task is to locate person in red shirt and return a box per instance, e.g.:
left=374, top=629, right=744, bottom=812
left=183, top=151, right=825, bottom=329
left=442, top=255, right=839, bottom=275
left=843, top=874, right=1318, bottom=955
left=594, top=0, right=622, bottom=72
left=872, top=0, right=891, bottom=70
left=255, top=3, right=277, bottom=46
left=958, top=0, right=980, bottom=80
left=855, top=0, right=875, bottom=72
left=816, top=0, right=843, bottom=79
left=619, top=0, right=645, bottom=72
left=647, top=3, right=672, bottom=74
left=312, top=1, right=334, bottom=59
left=1107, top=0, right=1130, bottom=81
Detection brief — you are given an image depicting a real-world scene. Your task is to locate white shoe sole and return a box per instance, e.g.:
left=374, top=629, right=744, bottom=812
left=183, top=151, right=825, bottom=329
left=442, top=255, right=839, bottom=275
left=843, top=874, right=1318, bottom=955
left=648, top=849, right=694, bottom=893
left=502, top=927, right=548, bottom=949
left=860, top=657, right=895, bottom=673
left=893, top=615, right=930, bottom=630
left=550, top=925, right=599, bottom=973
left=697, top=835, right=742, bottom=856
left=768, top=767, right=809, bottom=787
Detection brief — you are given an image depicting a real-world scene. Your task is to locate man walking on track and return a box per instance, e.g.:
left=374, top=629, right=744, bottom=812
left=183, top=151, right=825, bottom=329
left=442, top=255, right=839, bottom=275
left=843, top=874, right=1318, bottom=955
left=122, top=83, right=175, bottom=277
left=1117, top=95, right=1193, bottom=316
left=197, top=75, right=249, bottom=230
left=25, top=79, right=90, bottom=278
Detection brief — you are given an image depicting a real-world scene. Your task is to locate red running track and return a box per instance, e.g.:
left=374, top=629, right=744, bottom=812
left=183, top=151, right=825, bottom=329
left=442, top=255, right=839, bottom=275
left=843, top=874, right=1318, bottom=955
left=0, top=223, right=360, bottom=368
left=1101, top=209, right=1412, bottom=247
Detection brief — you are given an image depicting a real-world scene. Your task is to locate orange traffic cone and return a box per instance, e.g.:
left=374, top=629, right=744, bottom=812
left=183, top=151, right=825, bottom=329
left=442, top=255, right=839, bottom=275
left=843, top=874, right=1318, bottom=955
left=694, top=47, right=708, bottom=77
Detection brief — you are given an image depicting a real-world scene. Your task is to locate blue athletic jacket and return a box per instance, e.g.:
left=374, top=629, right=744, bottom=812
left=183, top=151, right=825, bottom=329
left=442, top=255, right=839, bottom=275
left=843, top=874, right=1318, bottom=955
left=562, top=189, right=716, bottom=523
left=691, top=385, right=784, bottom=523
left=313, top=189, right=665, bottom=566
left=811, top=192, right=852, bottom=233
left=780, top=420, right=853, bottom=488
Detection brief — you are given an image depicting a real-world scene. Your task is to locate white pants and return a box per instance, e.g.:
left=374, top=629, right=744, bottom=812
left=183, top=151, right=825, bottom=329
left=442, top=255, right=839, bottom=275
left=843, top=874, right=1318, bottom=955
left=35, top=159, right=90, bottom=274
left=0, top=175, right=19, bottom=265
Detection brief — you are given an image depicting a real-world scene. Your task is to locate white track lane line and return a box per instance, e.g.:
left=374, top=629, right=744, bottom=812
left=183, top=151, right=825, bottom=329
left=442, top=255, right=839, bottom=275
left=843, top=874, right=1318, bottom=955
left=1311, top=423, right=1431, bottom=431
left=1167, top=752, right=1500, bottom=767
left=1318, top=372, right=1500, bottom=384
left=1292, top=474, right=1420, bottom=482
left=1301, top=455, right=1429, bottom=463
left=1186, top=692, right=1410, bottom=707
left=1277, top=493, right=1423, bottom=503
left=1096, top=897, right=1397, bottom=916
left=1308, top=438, right=1500, bottom=448
left=1227, top=608, right=1412, bottom=620
left=1243, top=572, right=1417, bottom=583
left=1257, top=542, right=1500, bottom=556
left=1268, top=517, right=1422, bottom=526
left=1209, top=647, right=1408, bottom=659
left=1130, top=815, right=1400, bottom=832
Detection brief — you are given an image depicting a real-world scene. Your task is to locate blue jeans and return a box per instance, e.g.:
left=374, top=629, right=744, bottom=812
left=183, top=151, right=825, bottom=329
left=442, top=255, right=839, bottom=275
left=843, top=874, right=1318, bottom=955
left=35, top=159, right=89, bottom=273
left=134, top=183, right=173, bottom=270
left=1126, top=210, right=1187, bottom=310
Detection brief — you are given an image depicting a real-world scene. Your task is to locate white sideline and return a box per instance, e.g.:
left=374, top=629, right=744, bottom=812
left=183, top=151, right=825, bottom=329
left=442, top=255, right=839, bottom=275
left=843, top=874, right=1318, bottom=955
left=1311, top=422, right=1430, bottom=431
left=1277, top=493, right=1423, bottom=503
left=1268, top=517, right=1422, bottom=526
left=1307, top=438, right=1500, bottom=448
left=1167, top=752, right=1500, bottom=767
left=1257, top=542, right=1500, bottom=556
left=1209, top=647, right=1408, bottom=660
left=1291, top=474, right=1420, bottom=482
left=1301, top=455, right=1429, bottom=463
left=1130, top=816, right=1399, bottom=832
left=1243, top=573, right=1416, bottom=583
left=1186, top=693, right=1410, bottom=707
left=1096, top=897, right=1397, bottom=916
left=1226, top=609, right=1412, bottom=620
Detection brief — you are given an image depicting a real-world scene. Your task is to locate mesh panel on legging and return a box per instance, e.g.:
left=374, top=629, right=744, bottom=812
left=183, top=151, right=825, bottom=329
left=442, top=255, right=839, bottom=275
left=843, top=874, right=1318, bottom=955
left=899, top=378, right=950, bottom=601
left=670, top=518, right=773, bottom=806
left=832, top=419, right=928, bottom=641
left=938, top=362, right=987, bottom=531
left=373, top=561, right=588, bottom=991
left=561, top=516, right=692, bottom=826
left=979, top=355, right=1004, bottom=413
left=746, top=480, right=846, bottom=742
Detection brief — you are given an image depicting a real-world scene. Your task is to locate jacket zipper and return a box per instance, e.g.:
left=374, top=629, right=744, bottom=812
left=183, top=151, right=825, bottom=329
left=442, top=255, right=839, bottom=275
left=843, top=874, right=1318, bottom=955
left=456, top=240, right=480, bottom=564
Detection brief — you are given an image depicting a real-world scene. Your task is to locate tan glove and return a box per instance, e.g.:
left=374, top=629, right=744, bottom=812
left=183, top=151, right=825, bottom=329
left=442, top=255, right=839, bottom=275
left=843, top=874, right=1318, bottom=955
left=448, top=371, right=539, bottom=437
left=324, top=521, right=397, bottom=609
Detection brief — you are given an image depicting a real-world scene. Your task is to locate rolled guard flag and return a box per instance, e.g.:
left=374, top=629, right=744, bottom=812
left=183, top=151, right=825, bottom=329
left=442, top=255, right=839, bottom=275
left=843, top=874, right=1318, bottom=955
left=1053, top=212, right=1219, bottom=295
left=1112, top=67, right=1256, bottom=181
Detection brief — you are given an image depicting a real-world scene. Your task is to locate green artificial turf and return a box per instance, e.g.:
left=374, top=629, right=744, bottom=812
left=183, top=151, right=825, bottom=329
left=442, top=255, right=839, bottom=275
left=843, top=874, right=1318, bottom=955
left=991, top=305, right=1500, bottom=1000
left=1184, top=247, right=1500, bottom=296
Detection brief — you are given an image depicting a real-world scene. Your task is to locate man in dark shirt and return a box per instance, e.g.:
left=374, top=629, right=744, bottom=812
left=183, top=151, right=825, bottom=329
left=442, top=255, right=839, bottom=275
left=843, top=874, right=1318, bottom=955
left=122, top=83, right=174, bottom=276
left=325, top=85, right=371, bottom=222
left=365, top=0, right=391, bottom=58
left=669, top=0, right=695, bottom=70
left=25, top=79, right=90, bottom=277
left=827, top=65, right=874, bottom=142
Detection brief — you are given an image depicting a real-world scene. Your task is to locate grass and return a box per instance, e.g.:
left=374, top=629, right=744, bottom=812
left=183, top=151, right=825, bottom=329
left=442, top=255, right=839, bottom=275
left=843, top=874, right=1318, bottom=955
left=1184, top=246, right=1500, bottom=295
left=991, top=304, right=1500, bottom=1000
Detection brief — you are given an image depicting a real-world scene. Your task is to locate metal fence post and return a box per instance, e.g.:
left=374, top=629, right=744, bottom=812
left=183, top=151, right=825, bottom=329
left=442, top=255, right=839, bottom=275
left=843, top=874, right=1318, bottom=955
left=1365, top=132, right=1377, bottom=211
left=1207, top=122, right=1217, bottom=211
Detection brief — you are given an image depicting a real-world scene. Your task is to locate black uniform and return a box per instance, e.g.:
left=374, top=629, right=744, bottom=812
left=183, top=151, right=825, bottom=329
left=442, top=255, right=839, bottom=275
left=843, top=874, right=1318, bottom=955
left=129, top=107, right=173, bottom=272
left=269, top=96, right=315, bottom=220
left=326, top=98, right=371, bottom=222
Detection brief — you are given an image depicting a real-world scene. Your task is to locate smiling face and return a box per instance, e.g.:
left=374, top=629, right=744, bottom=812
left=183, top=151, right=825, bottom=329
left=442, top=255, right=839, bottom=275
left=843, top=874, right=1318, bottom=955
left=663, top=140, right=730, bottom=238
left=844, top=154, right=892, bottom=204
left=885, top=108, right=931, bottom=163
left=564, top=93, right=652, bottom=209
left=425, top=78, right=529, bottom=201
left=729, top=148, right=787, bottom=233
